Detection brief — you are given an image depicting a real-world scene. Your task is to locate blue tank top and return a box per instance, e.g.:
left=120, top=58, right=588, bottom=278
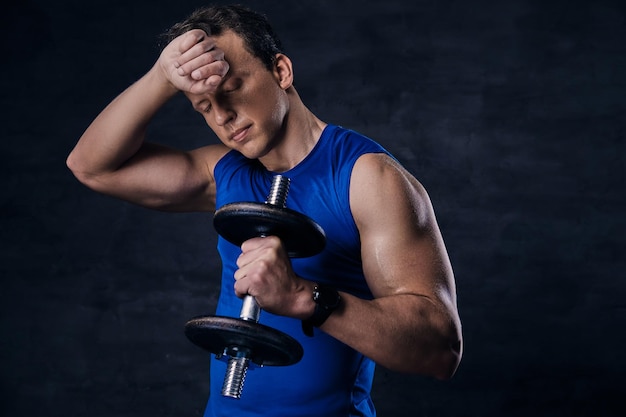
left=204, top=124, right=390, bottom=417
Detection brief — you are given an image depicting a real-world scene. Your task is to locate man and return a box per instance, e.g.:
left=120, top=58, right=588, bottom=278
left=67, top=5, right=462, bottom=416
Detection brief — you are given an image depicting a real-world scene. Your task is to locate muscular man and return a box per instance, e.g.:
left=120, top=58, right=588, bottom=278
left=67, top=5, right=462, bottom=416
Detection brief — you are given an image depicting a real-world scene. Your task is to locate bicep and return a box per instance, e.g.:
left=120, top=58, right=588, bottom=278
left=350, top=153, right=456, bottom=306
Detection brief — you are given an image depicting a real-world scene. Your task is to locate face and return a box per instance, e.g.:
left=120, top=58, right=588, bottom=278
left=185, top=31, right=291, bottom=160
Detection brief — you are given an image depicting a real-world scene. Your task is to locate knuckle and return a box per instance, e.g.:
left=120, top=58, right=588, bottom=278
left=255, top=259, right=270, bottom=275
left=240, top=239, right=253, bottom=251
left=264, top=235, right=281, bottom=247
left=217, top=61, right=230, bottom=76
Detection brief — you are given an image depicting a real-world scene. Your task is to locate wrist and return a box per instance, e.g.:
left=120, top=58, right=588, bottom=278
left=294, top=280, right=317, bottom=320
left=146, top=64, right=180, bottom=98
left=302, top=283, right=342, bottom=337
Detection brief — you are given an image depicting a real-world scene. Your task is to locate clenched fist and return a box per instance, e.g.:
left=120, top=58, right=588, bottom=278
left=233, top=236, right=315, bottom=320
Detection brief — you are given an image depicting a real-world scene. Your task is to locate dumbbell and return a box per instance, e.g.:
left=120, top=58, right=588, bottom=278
left=185, top=175, right=326, bottom=399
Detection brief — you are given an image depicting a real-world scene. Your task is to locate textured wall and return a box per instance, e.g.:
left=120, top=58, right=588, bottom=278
left=1, top=0, right=624, bottom=416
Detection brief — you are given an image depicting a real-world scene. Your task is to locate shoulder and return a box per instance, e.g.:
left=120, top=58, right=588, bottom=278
left=189, top=143, right=231, bottom=177
left=323, top=126, right=391, bottom=181
left=351, top=153, right=424, bottom=193
left=327, top=125, right=388, bottom=153
left=350, top=153, right=433, bottom=232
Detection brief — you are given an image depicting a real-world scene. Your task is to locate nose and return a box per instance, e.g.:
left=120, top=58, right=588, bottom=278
left=213, top=99, right=234, bottom=127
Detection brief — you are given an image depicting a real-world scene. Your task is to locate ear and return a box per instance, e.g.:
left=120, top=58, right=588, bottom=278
left=273, top=53, right=294, bottom=89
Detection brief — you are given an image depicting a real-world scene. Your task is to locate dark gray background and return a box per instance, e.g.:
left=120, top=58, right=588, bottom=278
left=1, top=0, right=624, bottom=416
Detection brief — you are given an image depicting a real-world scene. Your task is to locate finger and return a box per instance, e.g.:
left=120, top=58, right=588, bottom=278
left=233, top=275, right=250, bottom=298
left=234, top=249, right=267, bottom=276
left=177, top=29, right=208, bottom=55
left=189, top=59, right=229, bottom=82
left=173, top=31, right=206, bottom=69
left=240, top=237, right=262, bottom=253
left=237, top=237, right=286, bottom=273
left=177, top=45, right=225, bottom=75
left=233, top=263, right=265, bottom=298
left=240, top=236, right=280, bottom=252
left=188, top=71, right=228, bottom=94
left=233, top=262, right=249, bottom=281
left=190, top=53, right=227, bottom=77
left=233, top=238, right=262, bottom=268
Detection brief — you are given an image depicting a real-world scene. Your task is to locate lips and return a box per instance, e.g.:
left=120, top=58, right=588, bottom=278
left=230, top=126, right=250, bottom=142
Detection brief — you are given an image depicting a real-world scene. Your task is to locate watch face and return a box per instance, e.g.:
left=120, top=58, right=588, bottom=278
left=315, top=285, right=341, bottom=308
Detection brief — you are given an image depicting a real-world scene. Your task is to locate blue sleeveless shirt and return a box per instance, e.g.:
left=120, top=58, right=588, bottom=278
left=204, top=124, right=390, bottom=417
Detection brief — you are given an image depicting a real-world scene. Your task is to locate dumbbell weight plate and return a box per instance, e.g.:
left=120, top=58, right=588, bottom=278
left=214, top=202, right=326, bottom=258
left=185, top=315, right=304, bottom=366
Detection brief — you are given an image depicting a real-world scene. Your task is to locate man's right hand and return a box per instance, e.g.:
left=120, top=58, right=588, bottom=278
left=157, top=29, right=230, bottom=95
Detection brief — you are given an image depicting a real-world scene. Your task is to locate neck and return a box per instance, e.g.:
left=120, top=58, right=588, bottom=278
left=259, top=89, right=326, bottom=173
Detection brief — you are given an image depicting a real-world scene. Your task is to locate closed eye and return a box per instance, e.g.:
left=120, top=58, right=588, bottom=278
left=192, top=100, right=212, bottom=113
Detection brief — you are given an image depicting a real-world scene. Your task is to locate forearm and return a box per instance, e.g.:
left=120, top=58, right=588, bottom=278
left=67, top=65, right=178, bottom=180
left=320, top=292, right=462, bottom=379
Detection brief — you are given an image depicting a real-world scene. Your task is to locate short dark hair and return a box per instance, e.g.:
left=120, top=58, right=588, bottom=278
left=161, top=5, right=284, bottom=70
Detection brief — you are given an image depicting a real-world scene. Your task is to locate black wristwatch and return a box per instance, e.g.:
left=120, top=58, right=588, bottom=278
left=302, top=284, right=342, bottom=337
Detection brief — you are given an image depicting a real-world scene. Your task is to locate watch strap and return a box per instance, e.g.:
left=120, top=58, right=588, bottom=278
left=302, top=284, right=341, bottom=337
